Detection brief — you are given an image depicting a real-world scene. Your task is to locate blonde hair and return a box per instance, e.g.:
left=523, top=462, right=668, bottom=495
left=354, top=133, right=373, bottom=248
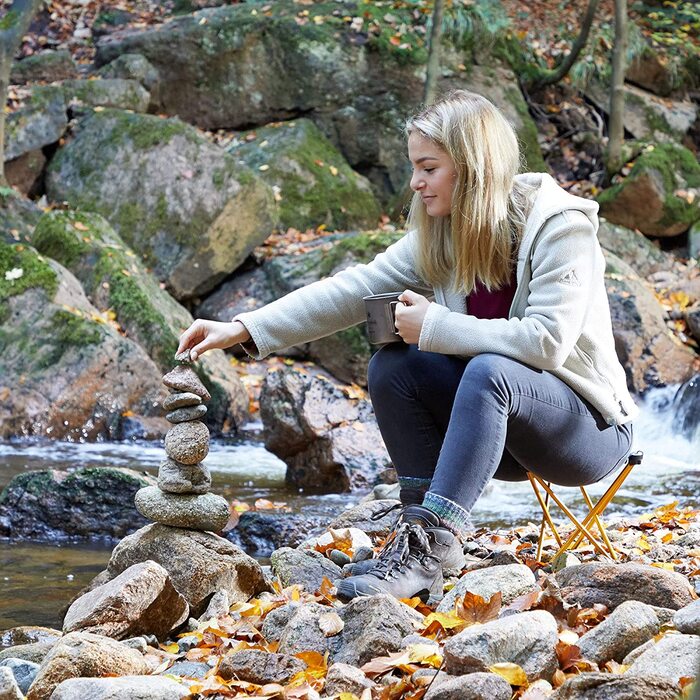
left=406, top=90, right=533, bottom=294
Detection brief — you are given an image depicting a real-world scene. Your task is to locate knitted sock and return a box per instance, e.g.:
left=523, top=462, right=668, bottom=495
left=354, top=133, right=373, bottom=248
left=422, top=491, right=472, bottom=537
left=398, top=476, right=432, bottom=506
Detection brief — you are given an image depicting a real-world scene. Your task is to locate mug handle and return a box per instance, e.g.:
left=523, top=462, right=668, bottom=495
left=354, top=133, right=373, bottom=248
left=389, top=301, right=401, bottom=334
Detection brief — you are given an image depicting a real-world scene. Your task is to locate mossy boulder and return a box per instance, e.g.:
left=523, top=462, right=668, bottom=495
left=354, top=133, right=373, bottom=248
left=44, top=108, right=277, bottom=299
left=32, top=209, right=249, bottom=432
left=5, top=148, right=46, bottom=196
left=4, top=85, right=67, bottom=162
left=0, top=468, right=156, bottom=541
left=60, top=78, right=150, bottom=113
left=199, top=230, right=403, bottom=385
left=0, top=188, right=42, bottom=244
left=598, top=143, right=700, bottom=236
left=228, top=119, right=381, bottom=231
left=10, top=49, right=79, bottom=84
left=597, top=221, right=674, bottom=278
left=0, top=240, right=167, bottom=440
left=97, top=53, right=160, bottom=112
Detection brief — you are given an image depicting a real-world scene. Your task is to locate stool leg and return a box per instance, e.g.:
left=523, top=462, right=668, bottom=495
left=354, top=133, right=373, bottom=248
left=528, top=474, right=563, bottom=560
left=579, top=487, right=618, bottom=559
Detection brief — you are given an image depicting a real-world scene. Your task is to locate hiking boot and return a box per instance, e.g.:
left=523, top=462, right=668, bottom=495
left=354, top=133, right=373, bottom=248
left=336, top=504, right=465, bottom=603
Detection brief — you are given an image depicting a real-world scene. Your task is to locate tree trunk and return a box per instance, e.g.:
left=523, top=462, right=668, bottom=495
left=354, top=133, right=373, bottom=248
left=423, top=0, right=445, bottom=105
left=606, top=0, right=627, bottom=177
left=532, top=0, right=599, bottom=89
left=0, top=0, right=44, bottom=186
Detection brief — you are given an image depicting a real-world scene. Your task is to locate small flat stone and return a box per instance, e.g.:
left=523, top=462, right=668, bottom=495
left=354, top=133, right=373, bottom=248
left=158, top=458, right=211, bottom=495
left=162, top=660, right=209, bottom=679
left=174, top=350, right=193, bottom=364
left=134, top=487, right=229, bottom=532
left=162, top=392, right=202, bottom=411
left=166, top=404, right=208, bottom=424
left=162, top=366, right=210, bottom=401
left=164, top=421, right=209, bottom=465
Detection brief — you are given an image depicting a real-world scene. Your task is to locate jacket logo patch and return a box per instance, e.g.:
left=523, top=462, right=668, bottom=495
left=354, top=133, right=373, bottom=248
left=558, top=268, right=581, bottom=287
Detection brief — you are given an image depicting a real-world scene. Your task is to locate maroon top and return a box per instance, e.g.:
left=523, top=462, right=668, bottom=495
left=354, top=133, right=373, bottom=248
left=467, top=269, right=518, bottom=320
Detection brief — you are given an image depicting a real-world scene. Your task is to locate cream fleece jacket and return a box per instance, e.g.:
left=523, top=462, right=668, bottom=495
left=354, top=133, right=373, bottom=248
left=234, top=173, right=638, bottom=426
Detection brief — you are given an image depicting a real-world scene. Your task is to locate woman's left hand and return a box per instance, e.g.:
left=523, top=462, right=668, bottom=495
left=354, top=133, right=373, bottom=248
left=394, top=290, right=431, bottom=344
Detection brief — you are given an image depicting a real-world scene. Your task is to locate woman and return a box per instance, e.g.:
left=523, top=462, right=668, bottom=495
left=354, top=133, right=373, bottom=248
left=176, top=90, right=637, bottom=603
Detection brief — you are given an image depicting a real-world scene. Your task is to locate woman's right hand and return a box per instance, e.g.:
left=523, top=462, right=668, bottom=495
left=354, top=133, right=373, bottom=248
left=176, top=320, right=251, bottom=361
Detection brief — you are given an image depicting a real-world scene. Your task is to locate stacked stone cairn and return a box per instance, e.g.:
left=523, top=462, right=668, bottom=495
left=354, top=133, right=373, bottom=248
left=134, top=351, right=230, bottom=532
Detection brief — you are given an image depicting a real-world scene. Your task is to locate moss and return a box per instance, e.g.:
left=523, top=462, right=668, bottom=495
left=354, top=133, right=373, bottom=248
left=505, top=87, right=547, bottom=173
left=33, top=210, right=97, bottom=268
left=317, top=230, right=404, bottom=277
left=0, top=10, right=19, bottom=31
left=37, top=309, right=104, bottom=369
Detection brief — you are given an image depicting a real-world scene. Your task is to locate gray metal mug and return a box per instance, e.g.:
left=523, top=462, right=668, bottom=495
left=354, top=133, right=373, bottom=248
left=363, top=292, right=404, bottom=345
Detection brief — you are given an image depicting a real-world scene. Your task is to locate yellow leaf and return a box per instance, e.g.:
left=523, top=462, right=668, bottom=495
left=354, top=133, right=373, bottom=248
left=489, top=662, right=528, bottom=685
left=161, top=642, right=179, bottom=654
left=73, top=221, right=89, bottom=231
left=636, top=536, right=652, bottom=551
left=651, top=562, right=676, bottom=570
left=422, top=610, right=468, bottom=631
left=407, top=643, right=443, bottom=668
left=329, top=165, right=339, bottom=176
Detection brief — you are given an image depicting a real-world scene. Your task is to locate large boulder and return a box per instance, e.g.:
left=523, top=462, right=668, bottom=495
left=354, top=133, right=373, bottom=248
left=597, top=143, right=700, bottom=236
left=228, top=118, right=381, bottom=231
left=0, top=188, right=42, bottom=244
left=0, top=242, right=167, bottom=439
left=32, top=209, right=249, bottom=432
left=10, top=50, right=79, bottom=84
left=60, top=78, right=151, bottom=113
left=45, top=108, right=277, bottom=300
left=259, top=367, right=390, bottom=492
left=551, top=672, right=681, bottom=700
left=0, top=468, right=155, bottom=541
left=50, top=676, right=190, bottom=700
left=97, top=53, right=161, bottom=112
left=597, top=222, right=674, bottom=278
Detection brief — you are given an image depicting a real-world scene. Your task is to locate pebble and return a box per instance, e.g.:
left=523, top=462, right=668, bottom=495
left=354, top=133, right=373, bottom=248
left=162, top=366, right=211, bottom=401
left=174, top=350, right=192, bottom=363
left=134, top=487, right=229, bottom=532
left=158, top=458, right=211, bottom=495
left=162, top=392, right=202, bottom=411
left=166, top=405, right=207, bottom=424
left=164, top=421, right=209, bottom=465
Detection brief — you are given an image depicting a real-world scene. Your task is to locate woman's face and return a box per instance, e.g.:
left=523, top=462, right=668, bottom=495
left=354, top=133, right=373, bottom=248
left=408, top=131, right=457, bottom=218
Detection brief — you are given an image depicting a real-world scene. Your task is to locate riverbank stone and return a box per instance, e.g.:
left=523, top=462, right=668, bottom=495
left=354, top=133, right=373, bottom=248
left=324, top=663, right=375, bottom=696
left=443, top=609, right=559, bottom=681
left=550, top=672, right=680, bottom=699
left=423, top=671, right=512, bottom=700
left=163, top=421, right=209, bottom=465
left=134, top=487, right=228, bottom=531
left=270, top=547, right=342, bottom=593
left=276, top=603, right=335, bottom=658
left=50, top=675, right=190, bottom=699
left=555, top=562, right=695, bottom=610
left=162, top=392, right=202, bottom=411
left=674, top=599, right=700, bottom=634
left=623, top=632, right=700, bottom=683
left=217, top=649, right=307, bottom=685
left=161, top=660, right=209, bottom=679
left=157, top=458, right=211, bottom=495
left=26, top=631, right=148, bottom=700
left=0, top=658, right=39, bottom=695
left=63, top=560, right=189, bottom=641
left=162, top=365, right=211, bottom=401
left=0, top=644, right=54, bottom=665
left=165, top=404, right=207, bottom=424
left=0, top=667, right=22, bottom=700
left=0, top=628, right=60, bottom=650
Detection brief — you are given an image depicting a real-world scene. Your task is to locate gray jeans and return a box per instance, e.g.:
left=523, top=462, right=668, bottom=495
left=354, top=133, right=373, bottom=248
left=368, top=344, right=634, bottom=532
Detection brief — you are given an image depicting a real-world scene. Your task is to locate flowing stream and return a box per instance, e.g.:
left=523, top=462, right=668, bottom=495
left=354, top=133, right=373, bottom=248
left=0, top=386, right=697, bottom=630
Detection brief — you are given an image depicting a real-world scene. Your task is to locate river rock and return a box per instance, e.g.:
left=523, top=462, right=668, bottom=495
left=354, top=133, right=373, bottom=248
left=674, top=599, right=700, bottom=634
left=26, top=631, right=148, bottom=700
left=0, top=628, right=61, bottom=650
left=163, top=421, right=209, bottom=465
left=276, top=603, right=335, bottom=658
left=106, top=523, right=268, bottom=617
left=162, top=392, right=202, bottom=411
left=333, top=594, right=424, bottom=666
left=423, top=671, right=512, bottom=700
left=576, top=600, right=660, bottom=664
left=260, top=367, right=390, bottom=491
left=134, top=487, right=228, bottom=531
left=550, top=671, right=681, bottom=699
left=50, top=675, right=190, bottom=699
left=165, top=404, right=207, bottom=423
left=436, top=564, right=538, bottom=613
left=260, top=602, right=304, bottom=643
left=162, top=365, right=211, bottom=401
left=324, top=663, right=374, bottom=696
left=157, top=458, right=211, bottom=495
left=61, top=78, right=150, bottom=113
left=269, top=547, right=342, bottom=593
left=63, top=560, right=189, bottom=641
left=45, top=109, right=277, bottom=300
left=0, top=644, right=54, bottom=665
left=217, top=649, right=307, bottom=685
left=556, top=562, right=695, bottom=611
left=443, top=609, right=559, bottom=681
left=597, top=222, right=674, bottom=278
left=326, top=499, right=401, bottom=538
left=623, top=633, right=700, bottom=683
left=0, top=468, right=155, bottom=540
left=161, top=661, right=209, bottom=679
left=0, top=658, right=39, bottom=695
left=200, top=590, right=229, bottom=621
left=0, top=667, right=22, bottom=700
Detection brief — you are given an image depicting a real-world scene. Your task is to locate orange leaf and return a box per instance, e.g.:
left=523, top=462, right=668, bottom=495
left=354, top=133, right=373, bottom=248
left=454, top=590, right=502, bottom=624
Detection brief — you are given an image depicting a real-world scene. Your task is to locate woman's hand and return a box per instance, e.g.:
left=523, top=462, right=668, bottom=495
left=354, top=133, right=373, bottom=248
left=176, top=320, right=251, bottom=361
left=394, top=290, right=431, bottom=344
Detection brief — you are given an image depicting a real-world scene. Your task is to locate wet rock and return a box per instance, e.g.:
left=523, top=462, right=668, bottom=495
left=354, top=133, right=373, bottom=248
left=0, top=667, right=22, bottom=700
left=550, top=671, right=680, bottom=699
left=576, top=600, right=660, bottom=664
left=161, top=660, right=209, bottom=679
left=324, top=662, right=374, bottom=696
left=556, top=562, right=695, bottom=611
left=623, top=633, right=700, bottom=683
left=165, top=404, right=207, bottom=423
left=270, top=547, right=342, bottom=593
left=0, top=468, right=155, bottom=541
left=217, top=649, right=307, bottom=685
left=674, top=599, right=700, bottom=634
left=0, top=628, right=61, bottom=650
left=63, top=560, right=189, bottom=641
left=157, top=458, right=211, bottom=495
left=50, top=675, right=190, bottom=699
left=162, top=365, right=211, bottom=401
left=26, top=631, right=148, bottom=700
left=443, top=610, right=558, bottom=681
left=105, top=523, right=268, bottom=617
left=423, top=671, right=512, bottom=700
left=135, top=487, right=228, bottom=531
left=0, top=658, right=39, bottom=695
left=437, top=564, right=538, bottom=613
left=162, top=392, right=202, bottom=411
left=163, top=421, right=209, bottom=465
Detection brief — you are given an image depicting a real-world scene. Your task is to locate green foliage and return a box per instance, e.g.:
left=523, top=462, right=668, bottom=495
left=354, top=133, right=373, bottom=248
left=38, top=310, right=104, bottom=369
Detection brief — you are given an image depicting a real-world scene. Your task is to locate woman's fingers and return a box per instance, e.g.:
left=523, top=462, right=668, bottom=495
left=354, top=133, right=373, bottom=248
left=176, top=321, right=204, bottom=356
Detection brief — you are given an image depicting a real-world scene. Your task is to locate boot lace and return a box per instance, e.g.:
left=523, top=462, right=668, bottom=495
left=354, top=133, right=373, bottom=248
left=370, top=521, right=436, bottom=580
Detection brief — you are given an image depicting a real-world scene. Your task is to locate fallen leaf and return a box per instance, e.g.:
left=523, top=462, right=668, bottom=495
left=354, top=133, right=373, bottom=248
left=489, top=662, right=528, bottom=686
left=318, top=612, right=344, bottom=637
